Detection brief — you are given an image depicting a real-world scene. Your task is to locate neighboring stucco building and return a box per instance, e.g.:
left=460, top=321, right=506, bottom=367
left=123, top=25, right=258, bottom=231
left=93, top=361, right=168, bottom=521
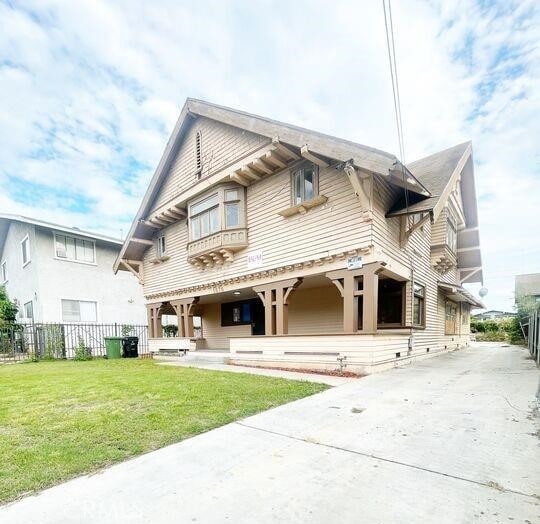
left=515, top=273, right=540, bottom=304
left=0, top=214, right=146, bottom=324
left=115, top=98, right=483, bottom=373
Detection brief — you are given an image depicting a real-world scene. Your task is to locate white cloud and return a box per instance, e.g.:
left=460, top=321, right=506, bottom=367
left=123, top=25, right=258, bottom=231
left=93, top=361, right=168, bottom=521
left=0, top=0, right=538, bottom=310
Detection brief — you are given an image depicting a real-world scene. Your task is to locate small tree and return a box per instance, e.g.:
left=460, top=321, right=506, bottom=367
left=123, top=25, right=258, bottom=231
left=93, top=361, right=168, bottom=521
left=0, top=286, right=18, bottom=324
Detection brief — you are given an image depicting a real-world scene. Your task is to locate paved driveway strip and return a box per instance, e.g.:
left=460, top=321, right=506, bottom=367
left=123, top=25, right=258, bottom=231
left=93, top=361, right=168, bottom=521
left=1, top=344, right=538, bottom=523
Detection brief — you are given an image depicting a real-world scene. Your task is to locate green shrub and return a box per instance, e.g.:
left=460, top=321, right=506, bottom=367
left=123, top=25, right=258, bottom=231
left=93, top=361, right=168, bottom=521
left=73, top=339, right=93, bottom=361
left=163, top=325, right=178, bottom=337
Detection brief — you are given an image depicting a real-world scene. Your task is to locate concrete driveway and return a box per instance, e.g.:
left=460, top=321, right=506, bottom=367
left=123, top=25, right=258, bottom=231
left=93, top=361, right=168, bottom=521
left=1, top=343, right=538, bottom=523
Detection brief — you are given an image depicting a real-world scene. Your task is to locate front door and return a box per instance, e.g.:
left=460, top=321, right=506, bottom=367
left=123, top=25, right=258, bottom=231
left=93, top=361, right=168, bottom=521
left=251, top=299, right=265, bottom=335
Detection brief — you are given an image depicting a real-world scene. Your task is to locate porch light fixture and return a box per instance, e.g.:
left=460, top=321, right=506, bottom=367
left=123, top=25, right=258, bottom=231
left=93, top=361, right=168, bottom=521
left=232, top=291, right=241, bottom=295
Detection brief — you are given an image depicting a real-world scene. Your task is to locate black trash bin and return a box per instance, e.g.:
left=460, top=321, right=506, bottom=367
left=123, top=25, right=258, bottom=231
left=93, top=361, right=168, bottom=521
left=121, top=336, right=139, bottom=358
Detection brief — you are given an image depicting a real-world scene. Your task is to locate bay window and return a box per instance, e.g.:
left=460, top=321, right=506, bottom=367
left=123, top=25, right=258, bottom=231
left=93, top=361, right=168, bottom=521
left=188, top=185, right=245, bottom=241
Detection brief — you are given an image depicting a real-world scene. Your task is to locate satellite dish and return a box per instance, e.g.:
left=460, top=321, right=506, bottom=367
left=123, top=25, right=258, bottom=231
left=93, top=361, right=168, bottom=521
left=479, top=287, right=488, bottom=298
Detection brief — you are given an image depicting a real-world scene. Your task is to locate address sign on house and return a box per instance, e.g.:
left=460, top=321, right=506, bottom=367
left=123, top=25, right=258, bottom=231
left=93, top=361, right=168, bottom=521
left=247, top=250, right=264, bottom=269
left=347, top=256, right=363, bottom=270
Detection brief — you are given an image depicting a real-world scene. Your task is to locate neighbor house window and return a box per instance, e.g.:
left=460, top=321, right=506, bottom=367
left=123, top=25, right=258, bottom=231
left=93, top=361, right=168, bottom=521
left=61, top=299, right=97, bottom=322
left=292, top=163, right=318, bottom=205
left=189, top=186, right=245, bottom=241
left=413, top=283, right=426, bottom=327
left=446, top=214, right=457, bottom=253
left=23, top=300, right=33, bottom=320
left=1, top=261, right=6, bottom=283
left=156, top=235, right=166, bottom=258
left=55, top=234, right=95, bottom=263
left=21, top=236, right=30, bottom=266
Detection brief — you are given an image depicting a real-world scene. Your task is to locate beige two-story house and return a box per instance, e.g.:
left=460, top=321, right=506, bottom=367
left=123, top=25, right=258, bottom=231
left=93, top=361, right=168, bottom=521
left=115, top=98, right=483, bottom=373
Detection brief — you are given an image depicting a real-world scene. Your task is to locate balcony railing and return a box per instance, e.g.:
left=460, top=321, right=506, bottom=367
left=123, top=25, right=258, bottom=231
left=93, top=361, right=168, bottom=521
left=187, top=228, right=248, bottom=268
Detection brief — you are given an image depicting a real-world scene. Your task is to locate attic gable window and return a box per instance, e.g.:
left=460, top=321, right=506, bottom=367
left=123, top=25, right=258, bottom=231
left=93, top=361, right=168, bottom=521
left=156, top=235, right=166, bottom=258
left=446, top=213, right=457, bottom=253
left=292, top=163, right=318, bottom=204
left=195, top=131, right=202, bottom=179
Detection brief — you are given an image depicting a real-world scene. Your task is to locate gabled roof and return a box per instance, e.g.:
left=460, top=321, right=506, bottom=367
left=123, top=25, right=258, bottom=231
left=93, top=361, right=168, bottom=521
left=387, top=142, right=472, bottom=218
left=114, top=97, right=432, bottom=271
left=0, top=214, right=122, bottom=256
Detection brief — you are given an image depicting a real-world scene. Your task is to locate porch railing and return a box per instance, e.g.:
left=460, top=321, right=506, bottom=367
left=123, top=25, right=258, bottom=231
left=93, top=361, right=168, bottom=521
left=0, top=323, right=148, bottom=362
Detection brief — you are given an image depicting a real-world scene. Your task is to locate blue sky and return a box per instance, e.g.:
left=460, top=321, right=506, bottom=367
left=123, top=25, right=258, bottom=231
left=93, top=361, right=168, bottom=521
left=1, top=0, right=539, bottom=311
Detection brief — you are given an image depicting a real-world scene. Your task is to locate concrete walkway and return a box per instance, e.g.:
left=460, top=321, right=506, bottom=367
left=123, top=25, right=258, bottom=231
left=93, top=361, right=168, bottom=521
left=157, top=358, right=354, bottom=386
left=1, top=344, right=538, bottom=523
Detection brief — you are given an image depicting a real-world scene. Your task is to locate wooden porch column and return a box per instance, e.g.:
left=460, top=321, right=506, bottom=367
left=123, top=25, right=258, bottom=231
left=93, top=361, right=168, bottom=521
left=146, top=303, right=163, bottom=338
left=326, top=262, right=385, bottom=334
left=253, top=278, right=303, bottom=335
left=170, top=298, right=200, bottom=338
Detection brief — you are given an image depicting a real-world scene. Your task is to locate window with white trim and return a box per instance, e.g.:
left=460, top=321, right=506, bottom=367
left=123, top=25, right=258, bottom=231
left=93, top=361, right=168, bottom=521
left=156, top=235, right=166, bottom=258
left=292, top=163, right=318, bottom=205
left=446, top=214, right=457, bottom=253
left=61, top=299, right=97, bottom=322
left=1, top=261, right=6, bottom=283
left=23, top=300, right=33, bottom=320
left=188, top=185, right=245, bottom=241
left=55, top=234, right=95, bottom=263
left=21, top=236, right=30, bottom=266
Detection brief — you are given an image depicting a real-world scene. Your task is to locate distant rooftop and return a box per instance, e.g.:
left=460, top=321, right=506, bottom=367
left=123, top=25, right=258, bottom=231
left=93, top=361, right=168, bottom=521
left=0, top=214, right=123, bottom=254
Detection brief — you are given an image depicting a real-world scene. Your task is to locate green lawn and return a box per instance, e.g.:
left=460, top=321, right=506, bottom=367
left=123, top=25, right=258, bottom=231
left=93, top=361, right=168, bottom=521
left=0, top=359, right=327, bottom=504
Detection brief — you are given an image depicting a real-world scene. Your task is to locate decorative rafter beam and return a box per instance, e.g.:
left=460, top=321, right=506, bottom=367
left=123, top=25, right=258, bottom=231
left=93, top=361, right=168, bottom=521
left=264, top=150, right=287, bottom=169
left=230, top=172, right=251, bottom=186
left=271, top=137, right=300, bottom=160
left=343, top=163, right=371, bottom=210
left=120, top=259, right=144, bottom=285
left=240, top=165, right=261, bottom=180
left=131, top=237, right=154, bottom=246
left=252, top=158, right=273, bottom=175
left=139, top=219, right=161, bottom=229
left=300, top=145, right=329, bottom=168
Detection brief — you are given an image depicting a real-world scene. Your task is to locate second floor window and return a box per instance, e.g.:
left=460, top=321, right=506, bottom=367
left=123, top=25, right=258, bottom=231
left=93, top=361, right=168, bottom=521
left=156, top=235, right=166, bottom=258
left=55, top=234, right=95, bottom=264
left=292, top=164, right=318, bottom=205
left=189, top=186, right=245, bottom=241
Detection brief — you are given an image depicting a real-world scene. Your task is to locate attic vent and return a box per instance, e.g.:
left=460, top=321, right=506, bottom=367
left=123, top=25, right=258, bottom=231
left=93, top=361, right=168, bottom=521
left=196, top=131, right=202, bottom=178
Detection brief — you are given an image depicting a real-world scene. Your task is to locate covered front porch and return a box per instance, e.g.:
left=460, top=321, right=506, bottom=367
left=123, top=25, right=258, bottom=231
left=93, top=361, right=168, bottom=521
left=146, top=261, right=417, bottom=364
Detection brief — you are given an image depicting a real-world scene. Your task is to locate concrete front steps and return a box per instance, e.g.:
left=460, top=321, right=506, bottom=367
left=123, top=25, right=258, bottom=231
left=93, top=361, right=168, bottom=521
left=153, top=349, right=230, bottom=365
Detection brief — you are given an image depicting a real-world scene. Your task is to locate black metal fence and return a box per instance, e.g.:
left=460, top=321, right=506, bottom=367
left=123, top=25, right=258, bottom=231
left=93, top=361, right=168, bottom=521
left=0, top=323, right=148, bottom=362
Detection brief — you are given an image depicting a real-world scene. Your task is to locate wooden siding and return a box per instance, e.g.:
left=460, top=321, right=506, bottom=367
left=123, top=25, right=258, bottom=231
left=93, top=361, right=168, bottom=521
left=199, top=302, right=250, bottom=349
left=288, top=286, right=343, bottom=335
left=151, top=116, right=268, bottom=212
left=371, top=177, right=467, bottom=357
left=142, top=163, right=372, bottom=296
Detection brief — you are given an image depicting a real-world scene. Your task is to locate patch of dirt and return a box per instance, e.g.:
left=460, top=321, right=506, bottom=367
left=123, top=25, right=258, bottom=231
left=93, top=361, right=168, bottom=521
left=229, top=363, right=364, bottom=378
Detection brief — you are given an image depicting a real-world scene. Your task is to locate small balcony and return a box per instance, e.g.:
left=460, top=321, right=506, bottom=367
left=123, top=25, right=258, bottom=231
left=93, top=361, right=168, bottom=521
left=187, top=228, right=248, bottom=268
left=431, top=244, right=457, bottom=274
